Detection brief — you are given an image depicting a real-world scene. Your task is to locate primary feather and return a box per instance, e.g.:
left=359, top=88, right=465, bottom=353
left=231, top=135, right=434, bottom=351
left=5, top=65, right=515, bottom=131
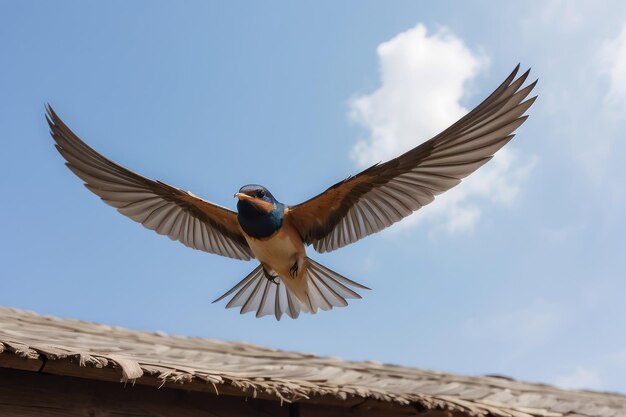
left=287, top=65, right=537, bottom=253
left=46, top=106, right=254, bottom=260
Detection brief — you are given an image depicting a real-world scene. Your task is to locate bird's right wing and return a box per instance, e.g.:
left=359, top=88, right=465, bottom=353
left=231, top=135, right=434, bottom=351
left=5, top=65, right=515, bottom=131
left=47, top=106, right=254, bottom=261
left=288, top=65, right=536, bottom=253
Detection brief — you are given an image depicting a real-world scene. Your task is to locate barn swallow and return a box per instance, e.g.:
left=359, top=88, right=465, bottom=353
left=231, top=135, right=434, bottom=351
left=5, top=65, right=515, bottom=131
left=47, top=65, right=536, bottom=320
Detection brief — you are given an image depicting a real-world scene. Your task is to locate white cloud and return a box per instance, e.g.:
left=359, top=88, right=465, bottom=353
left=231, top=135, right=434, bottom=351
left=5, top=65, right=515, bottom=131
left=552, top=349, right=626, bottom=393
left=349, top=23, right=486, bottom=166
left=599, top=23, right=626, bottom=108
left=349, top=23, right=536, bottom=234
left=522, top=4, right=626, bottom=183
left=555, top=367, right=603, bottom=391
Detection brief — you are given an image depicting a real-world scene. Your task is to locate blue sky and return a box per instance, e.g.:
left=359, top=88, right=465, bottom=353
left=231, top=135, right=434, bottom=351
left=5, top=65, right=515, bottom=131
left=2, top=1, right=626, bottom=393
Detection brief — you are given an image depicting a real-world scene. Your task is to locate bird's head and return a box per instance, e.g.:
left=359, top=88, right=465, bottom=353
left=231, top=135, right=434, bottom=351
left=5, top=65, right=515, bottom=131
left=235, top=185, right=278, bottom=214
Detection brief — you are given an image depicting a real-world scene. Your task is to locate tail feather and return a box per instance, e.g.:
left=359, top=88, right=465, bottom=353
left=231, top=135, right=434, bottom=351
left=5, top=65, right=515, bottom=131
left=213, top=265, right=303, bottom=320
left=212, top=265, right=260, bottom=306
left=307, top=258, right=370, bottom=303
left=212, top=257, right=370, bottom=320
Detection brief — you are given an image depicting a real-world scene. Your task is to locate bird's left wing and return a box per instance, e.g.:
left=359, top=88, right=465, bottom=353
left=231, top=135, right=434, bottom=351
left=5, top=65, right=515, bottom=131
left=47, top=105, right=254, bottom=260
left=287, top=65, right=537, bottom=253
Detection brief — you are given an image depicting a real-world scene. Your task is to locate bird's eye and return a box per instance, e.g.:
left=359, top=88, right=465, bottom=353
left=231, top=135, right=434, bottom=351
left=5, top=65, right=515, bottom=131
left=257, top=190, right=265, bottom=198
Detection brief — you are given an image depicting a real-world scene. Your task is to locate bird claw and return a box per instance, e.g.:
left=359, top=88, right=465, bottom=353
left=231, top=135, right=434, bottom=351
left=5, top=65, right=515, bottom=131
left=289, top=261, right=299, bottom=278
left=262, top=267, right=280, bottom=285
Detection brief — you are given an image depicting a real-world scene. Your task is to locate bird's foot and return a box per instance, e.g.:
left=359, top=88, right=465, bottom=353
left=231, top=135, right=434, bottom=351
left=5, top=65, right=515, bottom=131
left=262, top=267, right=280, bottom=285
left=289, top=261, right=299, bottom=279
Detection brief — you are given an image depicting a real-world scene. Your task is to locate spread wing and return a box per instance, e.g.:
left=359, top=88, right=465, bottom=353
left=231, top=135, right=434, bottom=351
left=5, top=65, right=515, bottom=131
left=288, top=65, right=537, bottom=253
left=46, top=106, right=254, bottom=261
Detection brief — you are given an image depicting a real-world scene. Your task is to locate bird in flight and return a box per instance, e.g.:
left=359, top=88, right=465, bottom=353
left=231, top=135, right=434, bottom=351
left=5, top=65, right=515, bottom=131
left=48, top=65, right=536, bottom=320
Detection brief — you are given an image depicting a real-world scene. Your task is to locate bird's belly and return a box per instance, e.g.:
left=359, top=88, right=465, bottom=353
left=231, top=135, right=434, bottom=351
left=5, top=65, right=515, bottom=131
left=245, top=228, right=304, bottom=275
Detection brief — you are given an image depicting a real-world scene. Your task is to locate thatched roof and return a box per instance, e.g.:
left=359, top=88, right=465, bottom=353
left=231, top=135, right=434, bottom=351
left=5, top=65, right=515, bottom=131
left=0, top=307, right=623, bottom=417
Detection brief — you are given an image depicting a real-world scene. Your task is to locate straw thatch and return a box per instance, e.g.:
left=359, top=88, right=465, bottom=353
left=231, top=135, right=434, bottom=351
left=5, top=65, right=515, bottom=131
left=0, top=307, right=624, bottom=417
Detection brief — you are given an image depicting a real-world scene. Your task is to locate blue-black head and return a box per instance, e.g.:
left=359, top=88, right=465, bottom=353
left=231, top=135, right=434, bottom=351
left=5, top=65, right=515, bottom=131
left=235, top=185, right=284, bottom=239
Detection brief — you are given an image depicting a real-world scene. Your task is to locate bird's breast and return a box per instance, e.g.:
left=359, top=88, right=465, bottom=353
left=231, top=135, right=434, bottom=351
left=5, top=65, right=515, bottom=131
left=244, top=219, right=305, bottom=275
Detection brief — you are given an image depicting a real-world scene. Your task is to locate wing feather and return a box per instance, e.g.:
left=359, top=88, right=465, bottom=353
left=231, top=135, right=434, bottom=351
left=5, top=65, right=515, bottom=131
left=47, top=106, right=254, bottom=261
left=288, top=65, right=537, bottom=253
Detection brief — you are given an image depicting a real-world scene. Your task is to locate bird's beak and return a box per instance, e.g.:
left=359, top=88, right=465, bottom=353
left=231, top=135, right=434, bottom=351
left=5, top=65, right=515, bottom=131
left=235, top=192, right=253, bottom=201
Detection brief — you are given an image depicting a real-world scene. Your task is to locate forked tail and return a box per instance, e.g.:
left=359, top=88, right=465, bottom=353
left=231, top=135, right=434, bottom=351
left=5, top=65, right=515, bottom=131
left=212, top=257, right=370, bottom=320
